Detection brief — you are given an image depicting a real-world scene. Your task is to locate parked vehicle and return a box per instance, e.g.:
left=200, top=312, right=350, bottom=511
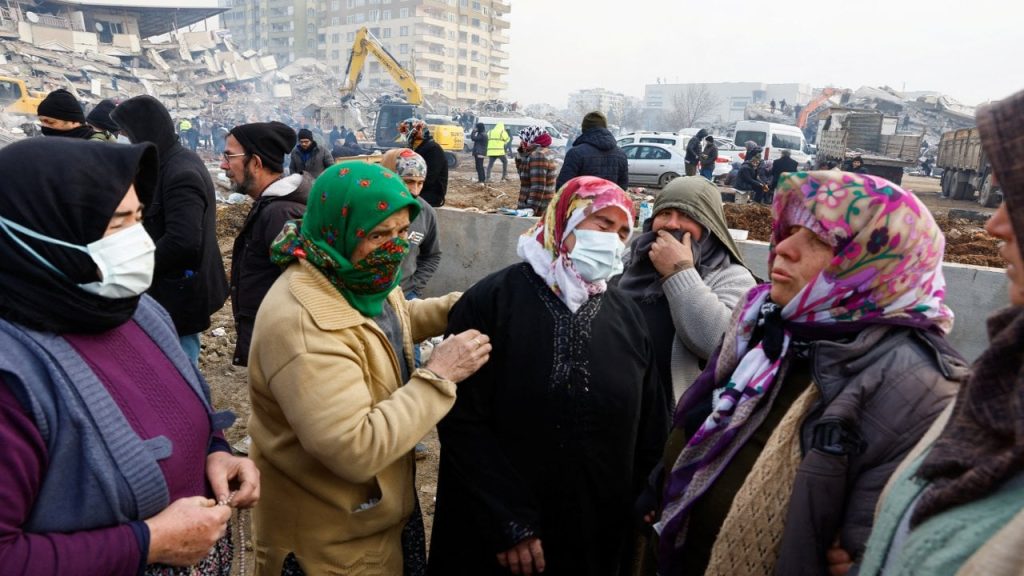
left=936, top=127, right=1002, bottom=207
left=733, top=120, right=812, bottom=166
left=471, top=115, right=568, bottom=153
left=616, top=131, right=687, bottom=149
left=621, top=143, right=686, bottom=187
left=815, top=109, right=922, bottom=185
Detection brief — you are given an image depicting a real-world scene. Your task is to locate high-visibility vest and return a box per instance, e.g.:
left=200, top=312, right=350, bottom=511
left=487, top=124, right=509, bottom=156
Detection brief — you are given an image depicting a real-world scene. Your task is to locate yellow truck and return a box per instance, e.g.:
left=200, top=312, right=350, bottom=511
left=0, top=77, right=45, bottom=116
left=340, top=27, right=464, bottom=168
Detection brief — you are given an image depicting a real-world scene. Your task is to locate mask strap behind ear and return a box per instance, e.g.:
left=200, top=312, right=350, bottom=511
left=0, top=215, right=86, bottom=278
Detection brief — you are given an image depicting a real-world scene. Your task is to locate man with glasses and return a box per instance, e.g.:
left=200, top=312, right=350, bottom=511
left=223, top=121, right=312, bottom=367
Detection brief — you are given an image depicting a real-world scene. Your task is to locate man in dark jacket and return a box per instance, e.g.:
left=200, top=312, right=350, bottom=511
left=735, top=149, right=770, bottom=203
left=37, top=89, right=106, bottom=141
left=222, top=121, right=312, bottom=366
left=288, top=128, right=334, bottom=178
left=110, top=95, right=230, bottom=364
left=770, top=148, right=800, bottom=191
left=849, top=155, right=869, bottom=174
left=556, top=111, right=629, bottom=189
left=699, top=134, right=718, bottom=180
left=684, top=129, right=709, bottom=176
left=470, top=122, right=488, bottom=185
left=401, top=118, right=450, bottom=207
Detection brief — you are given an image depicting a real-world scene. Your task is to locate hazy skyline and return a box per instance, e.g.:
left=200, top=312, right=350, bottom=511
left=505, top=0, right=1020, bottom=109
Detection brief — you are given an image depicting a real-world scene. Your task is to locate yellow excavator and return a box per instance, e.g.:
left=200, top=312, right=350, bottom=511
left=0, top=76, right=45, bottom=116
left=341, top=26, right=463, bottom=167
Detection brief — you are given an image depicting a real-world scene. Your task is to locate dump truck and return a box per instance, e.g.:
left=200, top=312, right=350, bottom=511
left=0, top=76, right=45, bottom=116
left=936, top=127, right=1002, bottom=207
left=816, top=108, right=922, bottom=185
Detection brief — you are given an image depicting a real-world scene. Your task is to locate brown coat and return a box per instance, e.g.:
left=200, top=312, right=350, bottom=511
left=248, top=260, right=460, bottom=575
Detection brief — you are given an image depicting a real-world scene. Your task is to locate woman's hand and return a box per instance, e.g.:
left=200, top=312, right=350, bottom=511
left=497, top=537, right=545, bottom=575
left=144, top=496, right=231, bottom=566
left=425, top=329, right=491, bottom=383
left=206, top=451, right=261, bottom=509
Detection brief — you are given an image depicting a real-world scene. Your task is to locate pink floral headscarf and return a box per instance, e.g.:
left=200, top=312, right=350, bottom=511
left=517, top=176, right=633, bottom=312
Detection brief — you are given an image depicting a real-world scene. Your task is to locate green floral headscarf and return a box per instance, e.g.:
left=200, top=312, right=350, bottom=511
left=271, top=161, right=420, bottom=316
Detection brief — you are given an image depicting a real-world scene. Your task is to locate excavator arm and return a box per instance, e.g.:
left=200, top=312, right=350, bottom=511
left=341, top=26, right=423, bottom=105
left=797, top=87, right=838, bottom=129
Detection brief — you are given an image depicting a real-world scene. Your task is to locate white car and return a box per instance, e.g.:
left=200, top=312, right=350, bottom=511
left=616, top=131, right=687, bottom=150
left=621, top=143, right=687, bottom=187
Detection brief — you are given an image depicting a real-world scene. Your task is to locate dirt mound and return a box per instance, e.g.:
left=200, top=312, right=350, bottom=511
left=723, top=203, right=773, bottom=242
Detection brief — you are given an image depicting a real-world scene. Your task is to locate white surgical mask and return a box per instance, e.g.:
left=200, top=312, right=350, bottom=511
left=568, top=229, right=625, bottom=282
left=0, top=216, right=155, bottom=298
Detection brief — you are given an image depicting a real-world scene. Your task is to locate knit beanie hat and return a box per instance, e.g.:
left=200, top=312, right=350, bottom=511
left=297, top=128, right=313, bottom=141
left=86, top=99, right=118, bottom=132
left=38, top=89, right=85, bottom=123
left=581, top=111, right=607, bottom=131
left=229, top=121, right=296, bottom=173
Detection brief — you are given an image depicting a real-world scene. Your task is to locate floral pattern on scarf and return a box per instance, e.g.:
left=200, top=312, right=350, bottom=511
left=656, top=170, right=954, bottom=573
left=516, top=176, right=633, bottom=313
left=269, top=161, right=419, bottom=317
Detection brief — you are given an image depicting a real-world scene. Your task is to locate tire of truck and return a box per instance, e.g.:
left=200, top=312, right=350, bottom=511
left=953, top=172, right=974, bottom=201
left=939, top=170, right=952, bottom=198
left=445, top=152, right=459, bottom=169
left=979, top=179, right=1002, bottom=208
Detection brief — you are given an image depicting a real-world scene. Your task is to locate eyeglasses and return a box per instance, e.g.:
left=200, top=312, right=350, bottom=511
left=222, top=152, right=246, bottom=162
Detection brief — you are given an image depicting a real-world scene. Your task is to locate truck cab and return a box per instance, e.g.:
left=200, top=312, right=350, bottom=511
left=0, top=77, right=44, bottom=116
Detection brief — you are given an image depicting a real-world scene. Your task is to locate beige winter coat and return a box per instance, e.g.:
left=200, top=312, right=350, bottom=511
left=248, top=260, right=460, bottom=575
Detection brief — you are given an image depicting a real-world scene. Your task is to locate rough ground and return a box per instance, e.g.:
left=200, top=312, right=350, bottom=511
left=205, top=163, right=1001, bottom=574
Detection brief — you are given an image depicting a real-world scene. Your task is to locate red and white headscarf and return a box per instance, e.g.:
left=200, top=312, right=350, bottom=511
left=519, top=125, right=552, bottom=148
left=516, top=176, right=633, bottom=312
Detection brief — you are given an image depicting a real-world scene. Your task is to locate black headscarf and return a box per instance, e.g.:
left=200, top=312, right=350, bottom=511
left=0, top=138, right=158, bottom=333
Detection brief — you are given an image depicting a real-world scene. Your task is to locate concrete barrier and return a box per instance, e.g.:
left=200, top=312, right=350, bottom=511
left=424, top=208, right=1008, bottom=362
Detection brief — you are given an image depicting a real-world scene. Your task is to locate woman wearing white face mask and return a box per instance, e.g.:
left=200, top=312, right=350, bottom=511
left=0, top=138, right=259, bottom=575
left=427, top=176, right=670, bottom=576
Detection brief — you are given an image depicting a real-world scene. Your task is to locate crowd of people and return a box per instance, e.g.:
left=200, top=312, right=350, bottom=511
left=2, top=85, right=1024, bottom=576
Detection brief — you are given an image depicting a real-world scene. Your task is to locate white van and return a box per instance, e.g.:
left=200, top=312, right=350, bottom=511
left=732, top=121, right=811, bottom=166
left=474, top=115, right=569, bottom=152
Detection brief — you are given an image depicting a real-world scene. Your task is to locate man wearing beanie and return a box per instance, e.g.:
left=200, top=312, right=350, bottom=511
left=223, top=121, right=313, bottom=366
left=288, top=127, right=334, bottom=178
left=110, top=95, right=230, bottom=366
left=86, top=99, right=119, bottom=142
left=556, top=110, right=629, bottom=189
left=37, top=89, right=105, bottom=141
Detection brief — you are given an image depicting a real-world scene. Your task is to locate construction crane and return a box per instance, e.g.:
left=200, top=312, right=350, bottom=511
left=797, top=87, right=841, bottom=129
left=340, top=26, right=463, bottom=166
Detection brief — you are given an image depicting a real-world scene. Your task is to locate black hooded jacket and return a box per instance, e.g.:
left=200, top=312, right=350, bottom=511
left=110, top=96, right=229, bottom=336
left=685, top=129, right=709, bottom=164
left=415, top=136, right=450, bottom=207
left=555, top=127, right=629, bottom=189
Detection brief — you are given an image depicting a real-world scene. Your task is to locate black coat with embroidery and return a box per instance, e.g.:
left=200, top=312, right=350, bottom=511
left=428, top=263, right=668, bottom=576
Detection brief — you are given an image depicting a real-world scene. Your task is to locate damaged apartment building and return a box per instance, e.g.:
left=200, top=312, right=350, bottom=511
left=0, top=0, right=294, bottom=121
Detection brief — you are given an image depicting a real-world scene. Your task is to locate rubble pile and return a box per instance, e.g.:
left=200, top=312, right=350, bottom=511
left=842, top=86, right=976, bottom=152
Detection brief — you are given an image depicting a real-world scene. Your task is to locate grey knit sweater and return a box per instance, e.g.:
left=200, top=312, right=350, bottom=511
left=661, top=262, right=757, bottom=401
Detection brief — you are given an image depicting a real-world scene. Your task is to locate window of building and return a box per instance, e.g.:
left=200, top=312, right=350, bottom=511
left=287, top=6, right=294, bottom=15
left=472, top=1, right=481, bottom=10
left=399, top=7, right=409, bottom=17
left=368, top=9, right=380, bottom=20
left=460, top=15, right=468, bottom=24
left=347, top=31, right=356, bottom=41
left=459, top=31, right=467, bottom=41
left=457, top=64, right=466, bottom=74
left=382, top=9, right=390, bottom=19
left=399, top=25, right=409, bottom=36
left=318, top=33, right=326, bottom=42
left=470, top=83, right=478, bottom=93
left=355, top=12, right=365, bottom=22
left=382, top=27, right=391, bottom=38
left=399, top=43, right=408, bottom=54
left=458, top=81, right=466, bottom=91
left=308, top=8, right=315, bottom=17
left=345, top=14, right=355, bottom=23
left=460, top=0, right=468, bottom=6
left=331, top=33, right=340, bottom=43
left=331, top=49, right=340, bottom=59
left=330, top=0, right=339, bottom=9
left=471, top=34, right=479, bottom=44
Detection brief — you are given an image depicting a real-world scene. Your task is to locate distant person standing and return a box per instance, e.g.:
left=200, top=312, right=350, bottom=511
left=514, top=126, right=559, bottom=215
left=684, top=129, right=709, bottom=176
left=486, top=121, right=511, bottom=182
left=556, top=111, right=629, bottom=189
left=770, top=99, right=777, bottom=114
left=699, top=134, right=718, bottom=181
left=400, top=118, right=450, bottom=208
left=288, top=128, right=334, bottom=178
left=770, top=148, right=800, bottom=192
left=471, top=122, right=488, bottom=185
left=85, top=99, right=119, bottom=142
left=850, top=155, right=869, bottom=174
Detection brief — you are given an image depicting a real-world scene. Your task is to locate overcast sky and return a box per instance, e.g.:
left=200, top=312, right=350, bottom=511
left=505, top=0, right=1020, bottom=109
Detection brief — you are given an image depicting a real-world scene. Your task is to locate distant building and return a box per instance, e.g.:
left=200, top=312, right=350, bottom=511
left=0, top=0, right=224, bottom=54
left=643, top=82, right=814, bottom=126
left=568, top=88, right=626, bottom=123
left=220, top=0, right=511, bottom=107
